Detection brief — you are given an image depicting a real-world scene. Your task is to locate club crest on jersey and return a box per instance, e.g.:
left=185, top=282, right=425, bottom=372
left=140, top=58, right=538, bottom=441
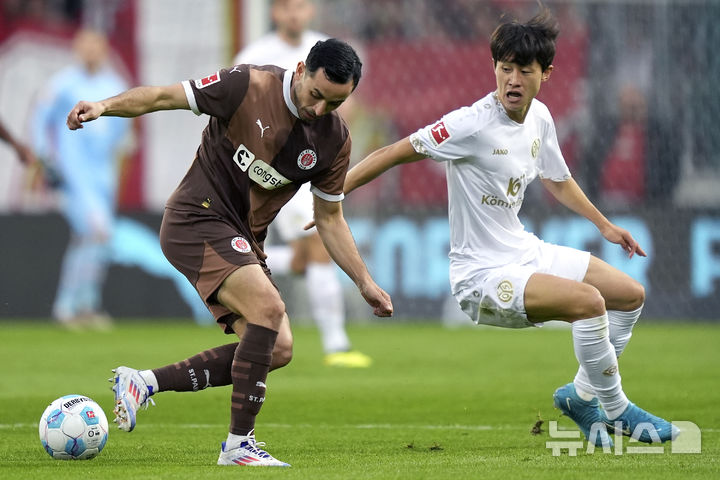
left=297, top=149, right=317, bottom=170
left=531, top=138, right=540, bottom=158
left=231, top=236, right=251, bottom=253
left=195, top=71, right=220, bottom=89
left=429, top=121, right=451, bottom=146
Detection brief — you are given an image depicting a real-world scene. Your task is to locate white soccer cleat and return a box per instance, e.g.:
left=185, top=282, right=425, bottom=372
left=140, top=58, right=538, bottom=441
left=217, top=435, right=290, bottom=467
left=109, top=366, right=154, bottom=432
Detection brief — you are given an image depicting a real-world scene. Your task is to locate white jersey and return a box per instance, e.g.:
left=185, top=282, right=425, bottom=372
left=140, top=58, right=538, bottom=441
left=233, top=30, right=328, bottom=70
left=409, top=91, right=571, bottom=295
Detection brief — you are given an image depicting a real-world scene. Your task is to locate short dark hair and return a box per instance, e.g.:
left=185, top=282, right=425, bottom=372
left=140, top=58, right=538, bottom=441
left=490, top=7, right=559, bottom=72
left=305, top=38, right=362, bottom=90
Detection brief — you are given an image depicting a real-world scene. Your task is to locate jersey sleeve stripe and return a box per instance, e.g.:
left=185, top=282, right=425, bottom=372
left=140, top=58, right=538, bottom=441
left=310, top=185, right=344, bottom=202
left=181, top=80, right=201, bottom=116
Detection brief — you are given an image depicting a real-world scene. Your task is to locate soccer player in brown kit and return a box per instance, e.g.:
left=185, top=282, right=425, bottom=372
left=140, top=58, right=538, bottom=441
left=66, top=38, right=393, bottom=467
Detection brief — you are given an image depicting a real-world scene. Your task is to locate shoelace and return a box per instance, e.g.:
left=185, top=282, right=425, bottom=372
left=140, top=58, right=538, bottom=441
left=241, top=430, right=271, bottom=458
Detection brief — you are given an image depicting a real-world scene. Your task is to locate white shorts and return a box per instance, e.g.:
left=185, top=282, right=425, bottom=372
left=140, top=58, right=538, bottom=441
left=455, top=242, right=590, bottom=329
left=273, top=183, right=315, bottom=242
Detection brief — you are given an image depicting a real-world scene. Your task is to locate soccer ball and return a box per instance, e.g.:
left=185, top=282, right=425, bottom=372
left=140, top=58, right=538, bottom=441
left=38, top=394, right=109, bottom=460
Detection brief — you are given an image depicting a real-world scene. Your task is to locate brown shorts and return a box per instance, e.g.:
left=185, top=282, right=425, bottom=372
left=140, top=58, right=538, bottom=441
left=159, top=207, right=274, bottom=332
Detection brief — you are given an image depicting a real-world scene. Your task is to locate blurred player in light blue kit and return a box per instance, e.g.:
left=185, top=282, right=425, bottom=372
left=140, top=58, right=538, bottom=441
left=33, top=28, right=213, bottom=327
left=233, top=0, right=371, bottom=367
left=33, top=29, right=129, bottom=328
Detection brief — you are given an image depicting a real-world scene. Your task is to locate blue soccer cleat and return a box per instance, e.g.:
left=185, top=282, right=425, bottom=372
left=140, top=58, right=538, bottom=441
left=110, top=366, right=154, bottom=432
left=553, top=383, right=613, bottom=447
left=602, top=402, right=680, bottom=443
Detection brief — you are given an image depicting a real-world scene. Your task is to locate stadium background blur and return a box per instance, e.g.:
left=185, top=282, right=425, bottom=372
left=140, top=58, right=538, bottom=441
left=1, top=0, right=719, bottom=322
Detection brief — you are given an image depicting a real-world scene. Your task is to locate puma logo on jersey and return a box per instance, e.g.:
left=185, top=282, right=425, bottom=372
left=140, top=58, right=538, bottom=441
left=256, top=119, right=270, bottom=138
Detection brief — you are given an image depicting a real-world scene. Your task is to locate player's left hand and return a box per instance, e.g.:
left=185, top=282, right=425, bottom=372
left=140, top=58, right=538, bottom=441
left=602, top=224, right=647, bottom=258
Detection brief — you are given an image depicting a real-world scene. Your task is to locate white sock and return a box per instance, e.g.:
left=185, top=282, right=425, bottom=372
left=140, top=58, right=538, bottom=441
left=572, top=305, right=643, bottom=400
left=264, top=245, right=293, bottom=276
left=571, top=314, right=628, bottom=419
left=608, top=305, right=642, bottom=357
left=139, top=370, right=159, bottom=395
left=225, top=431, right=251, bottom=450
left=306, top=262, right=350, bottom=353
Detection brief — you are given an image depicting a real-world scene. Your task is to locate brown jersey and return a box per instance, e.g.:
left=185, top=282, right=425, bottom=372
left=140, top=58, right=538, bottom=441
left=166, top=65, right=351, bottom=248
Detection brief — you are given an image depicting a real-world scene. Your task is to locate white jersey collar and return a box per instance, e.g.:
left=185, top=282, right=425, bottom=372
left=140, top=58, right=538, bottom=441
left=492, top=91, right=531, bottom=125
left=283, top=69, right=300, bottom=119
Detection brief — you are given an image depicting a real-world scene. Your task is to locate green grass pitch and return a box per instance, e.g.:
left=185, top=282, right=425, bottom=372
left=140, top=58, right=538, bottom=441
left=1, top=320, right=718, bottom=479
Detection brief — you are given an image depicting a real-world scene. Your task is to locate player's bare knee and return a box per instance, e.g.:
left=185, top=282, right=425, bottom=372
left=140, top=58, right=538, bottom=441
left=271, top=336, right=293, bottom=369
left=626, top=281, right=645, bottom=310
left=576, top=285, right=606, bottom=319
left=257, top=298, right=286, bottom=330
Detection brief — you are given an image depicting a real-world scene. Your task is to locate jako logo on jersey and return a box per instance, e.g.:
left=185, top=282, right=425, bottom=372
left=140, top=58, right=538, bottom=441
left=430, top=121, right=451, bottom=146
left=231, top=236, right=251, bottom=253
left=297, top=149, right=317, bottom=170
left=492, top=148, right=509, bottom=155
left=195, top=71, right=220, bottom=89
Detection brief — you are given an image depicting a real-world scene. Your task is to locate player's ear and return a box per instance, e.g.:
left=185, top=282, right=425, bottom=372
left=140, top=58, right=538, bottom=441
left=293, top=61, right=305, bottom=85
left=542, top=65, right=553, bottom=82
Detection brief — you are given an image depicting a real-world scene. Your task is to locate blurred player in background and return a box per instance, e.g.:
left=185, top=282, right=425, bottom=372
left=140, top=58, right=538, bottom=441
left=233, top=0, right=372, bottom=368
left=32, top=28, right=130, bottom=329
left=0, top=116, right=35, bottom=165
left=343, top=7, right=678, bottom=447
left=31, top=28, right=212, bottom=327
left=66, top=38, right=392, bottom=467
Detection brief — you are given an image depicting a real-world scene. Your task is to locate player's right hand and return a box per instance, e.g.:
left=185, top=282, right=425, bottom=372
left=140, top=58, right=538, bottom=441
left=360, top=282, right=393, bottom=318
left=66, top=101, right=103, bottom=130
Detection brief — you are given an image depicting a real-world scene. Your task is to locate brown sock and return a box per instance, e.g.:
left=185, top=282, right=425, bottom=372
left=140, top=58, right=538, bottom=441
left=229, top=323, right=278, bottom=435
left=151, top=343, right=238, bottom=392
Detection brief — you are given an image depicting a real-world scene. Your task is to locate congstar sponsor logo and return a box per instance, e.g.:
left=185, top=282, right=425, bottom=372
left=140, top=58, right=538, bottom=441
left=232, top=144, right=291, bottom=190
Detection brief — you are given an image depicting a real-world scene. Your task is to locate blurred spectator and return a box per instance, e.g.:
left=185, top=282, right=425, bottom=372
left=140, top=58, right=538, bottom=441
left=32, top=28, right=129, bottom=329
left=233, top=0, right=373, bottom=367
left=599, top=85, right=647, bottom=206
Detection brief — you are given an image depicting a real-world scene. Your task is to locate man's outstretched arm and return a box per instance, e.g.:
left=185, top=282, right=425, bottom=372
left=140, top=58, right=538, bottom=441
left=67, top=84, right=189, bottom=130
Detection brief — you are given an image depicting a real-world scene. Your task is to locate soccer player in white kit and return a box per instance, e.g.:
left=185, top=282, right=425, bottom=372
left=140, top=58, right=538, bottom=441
left=233, top=0, right=371, bottom=368
left=344, top=8, right=678, bottom=446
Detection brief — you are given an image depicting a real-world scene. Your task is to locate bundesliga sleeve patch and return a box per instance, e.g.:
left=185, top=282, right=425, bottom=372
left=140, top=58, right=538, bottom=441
left=195, top=71, right=221, bottom=89
left=429, top=121, right=451, bottom=147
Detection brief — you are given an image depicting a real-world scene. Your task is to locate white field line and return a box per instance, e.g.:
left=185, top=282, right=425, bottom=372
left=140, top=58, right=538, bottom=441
left=5, top=422, right=719, bottom=432
left=5, top=422, right=508, bottom=431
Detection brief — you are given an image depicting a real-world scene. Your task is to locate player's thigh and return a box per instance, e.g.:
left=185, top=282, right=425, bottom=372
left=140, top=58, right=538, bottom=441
left=216, top=264, right=286, bottom=330
left=582, top=255, right=645, bottom=311
left=525, top=273, right=605, bottom=322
